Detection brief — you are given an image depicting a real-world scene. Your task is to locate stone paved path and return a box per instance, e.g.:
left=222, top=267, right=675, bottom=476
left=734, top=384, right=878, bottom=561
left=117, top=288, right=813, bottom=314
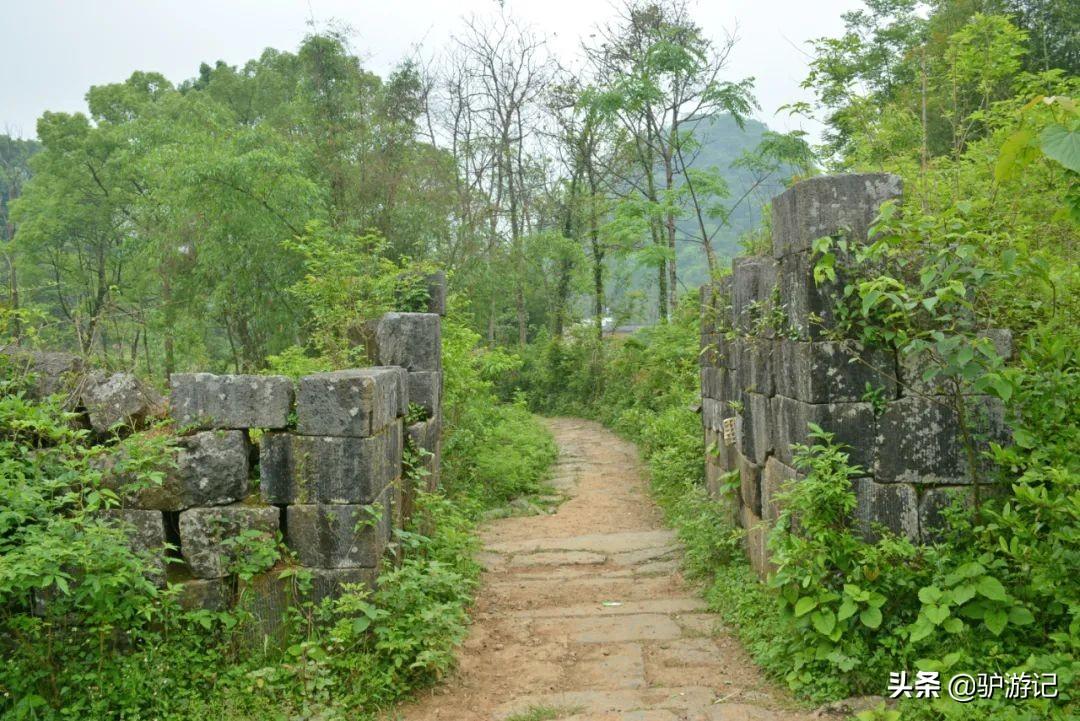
left=395, top=418, right=815, bottom=721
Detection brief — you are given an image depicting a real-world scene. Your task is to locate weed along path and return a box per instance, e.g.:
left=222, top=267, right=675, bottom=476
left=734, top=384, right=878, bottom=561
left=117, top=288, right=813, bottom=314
left=396, top=418, right=812, bottom=721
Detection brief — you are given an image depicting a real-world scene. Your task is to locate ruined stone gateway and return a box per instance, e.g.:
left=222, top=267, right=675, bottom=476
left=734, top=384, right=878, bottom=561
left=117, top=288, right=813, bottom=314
left=700, top=174, right=1010, bottom=576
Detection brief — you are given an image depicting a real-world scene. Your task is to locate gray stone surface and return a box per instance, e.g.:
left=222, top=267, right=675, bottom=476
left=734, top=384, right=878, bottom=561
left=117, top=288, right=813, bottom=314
left=701, top=398, right=724, bottom=432
left=738, top=453, right=762, bottom=517
left=771, top=173, right=902, bottom=258
left=731, top=256, right=779, bottom=334
left=873, top=395, right=1007, bottom=484
left=776, top=340, right=897, bottom=403
left=735, top=338, right=777, bottom=397
left=175, top=430, right=251, bottom=508
left=778, top=250, right=845, bottom=340
left=761, top=458, right=798, bottom=524
left=771, top=395, right=876, bottom=470
left=178, top=505, right=279, bottom=578
left=1, top=349, right=84, bottom=399
left=740, top=391, right=773, bottom=465
left=372, top=312, right=441, bottom=372
left=308, top=567, right=378, bottom=604
left=169, top=373, right=293, bottom=429
left=101, top=429, right=250, bottom=510
left=406, top=416, right=440, bottom=454
left=260, top=425, right=401, bottom=505
left=176, top=578, right=230, bottom=611
left=918, top=486, right=974, bottom=543
left=700, top=366, right=723, bottom=400
left=103, top=509, right=167, bottom=583
left=739, top=505, right=773, bottom=579
left=699, top=333, right=719, bottom=368
left=407, top=370, right=441, bottom=416
left=286, top=487, right=392, bottom=569
left=236, top=570, right=296, bottom=648
left=81, top=371, right=165, bottom=434
left=296, top=367, right=406, bottom=437
left=424, top=270, right=447, bottom=316
left=853, top=478, right=919, bottom=542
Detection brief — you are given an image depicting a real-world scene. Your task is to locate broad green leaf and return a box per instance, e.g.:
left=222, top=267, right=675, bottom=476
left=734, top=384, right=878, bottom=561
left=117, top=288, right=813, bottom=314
left=812, top=609, right=837, bottom=636
left=976, top=576, right=1008, bottom=602
left=1040, top=123, right=1080, bottom=173
left=794, top=596, right=817, bottom=617
left=925, top=603, right=951, bottom=625
left=985, top=609, right=1008, bottom=636
left=837, top=599, right=857, bottom=621
left=860, top=606, right=882, bottom=629
left=1008, top=607, right=1035, bottom=626
left=995, top=129, right=1036, bottom=181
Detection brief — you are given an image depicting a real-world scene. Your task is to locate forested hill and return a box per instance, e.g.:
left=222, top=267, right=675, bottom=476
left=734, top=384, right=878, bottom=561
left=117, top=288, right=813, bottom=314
left=610, top=114, right=786, bottom=322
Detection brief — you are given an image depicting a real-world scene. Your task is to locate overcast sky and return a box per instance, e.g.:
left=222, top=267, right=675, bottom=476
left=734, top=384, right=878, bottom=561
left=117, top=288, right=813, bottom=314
left=3, top=0, right=862, bottom=143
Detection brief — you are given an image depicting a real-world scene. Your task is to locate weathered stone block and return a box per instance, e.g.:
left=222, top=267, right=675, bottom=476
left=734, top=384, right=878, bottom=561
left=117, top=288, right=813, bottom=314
left=731, top=256, right=779, bottom=334
left=762, top=457, right=798, bottom=524
left=772, top=395, right=876, bottom=470
left=701, top=366, right=723, bottom=400
left=739, top=391, right=773, bottom=465
left=1, top=349, right=84, bottom=399
left=169, top=373, right=293, bottom=430
left=771, top=173, right=902, bottom=258
left=286, top=488, right=392, bottom=569
left=99, top=430, right=249, bottom=510
left=81, top=371, right=165, bottom=434
left=777, top=340, right=897, bottom=403
left=104, top=509, right=167, bottom=583
left=738, top=453, right=762, bottom=517
left=308, top=567, right=378, bottom=604
left=407, top=370, right=441, bottom=416
left=853, top=478, right=918, bottom=542
left=424, top=270, right=447, bottom=316
left=236, top=570, right=297, bottom=649
left=873, top=395, right=1007, bottom=484
left=372, top=312, right=441, bottom=372
left=778, top=250, right=845, bottom=340
left=735, top=338, right=777, bottom=397
left=701, top=398, right=724, bottom=431
left=406, top=416, right=440, bottom=454
left=176, top=578, right=230, bottom=612
left=739, top=505, right=773, bottom=579
left=918, top=486, right=974, bottom=543
left=699, top=332, right=720, bottom=368
left=260, top=425, right=401, bottom=505
left=178, top=505, right=279, bottom=579
left=296, top=368, right=407, bottom=437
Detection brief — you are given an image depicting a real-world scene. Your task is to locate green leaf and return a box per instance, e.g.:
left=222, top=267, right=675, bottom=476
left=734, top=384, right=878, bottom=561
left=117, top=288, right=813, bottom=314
left=976, top=576, right=1008, bottom=602
left=985, top=609, right=1008, bottom=636
left=837, top=599, right=858, bottom=622
left=1008, top=606, right=1035, bottom=626
left=925, top=604, right=951, bottom=625
left=860, top=606, right=882, bottom=629
left=909, top=618, right=934, bottom=643
left=794, top=596, right=817, bottom=617
left=918, top=585, right=942, bottom=604
left=812, top=609, right=837, bottom=635
left=1040, top=123, right=1080, bottom=173
left=943, top=617, right=964, bottom=633
left=995, top=129, right=1036, bottom=181
left=950, top=584, right=976, bottom=605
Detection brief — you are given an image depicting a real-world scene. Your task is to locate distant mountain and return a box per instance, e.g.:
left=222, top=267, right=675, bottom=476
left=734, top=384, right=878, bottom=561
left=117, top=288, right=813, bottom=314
left=605, top=114, right=787, bottom=321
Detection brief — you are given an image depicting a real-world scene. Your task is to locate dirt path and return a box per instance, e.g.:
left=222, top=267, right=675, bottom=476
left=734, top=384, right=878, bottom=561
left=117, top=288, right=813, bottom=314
left=395, top=417, right=814, bottom=721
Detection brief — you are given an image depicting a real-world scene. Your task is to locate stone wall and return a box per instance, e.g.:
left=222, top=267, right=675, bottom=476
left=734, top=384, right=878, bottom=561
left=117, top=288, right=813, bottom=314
left=700, top=174, right=1009, bottom=577
left=8, top=273, right=446, bottom=640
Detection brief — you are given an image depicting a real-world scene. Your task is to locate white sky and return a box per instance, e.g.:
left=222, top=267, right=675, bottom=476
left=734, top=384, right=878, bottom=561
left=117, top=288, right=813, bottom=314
left=2, top=0, right=863, bottom=142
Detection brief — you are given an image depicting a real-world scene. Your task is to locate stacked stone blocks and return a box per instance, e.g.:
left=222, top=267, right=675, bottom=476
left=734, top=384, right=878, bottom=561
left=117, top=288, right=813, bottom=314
left=700, top=174, right=1009, bottom=577
left=89, top=276, right=447, bottom=633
